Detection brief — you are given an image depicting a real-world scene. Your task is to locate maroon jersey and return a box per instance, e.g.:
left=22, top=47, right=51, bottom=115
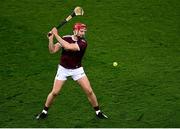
left=59, top=35, right=87, bottom=69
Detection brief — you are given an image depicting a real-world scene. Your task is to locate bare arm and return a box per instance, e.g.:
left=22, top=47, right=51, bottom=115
left=51, top=27, right=80, bottom=51
left=48, top=34, right=61, bottom=54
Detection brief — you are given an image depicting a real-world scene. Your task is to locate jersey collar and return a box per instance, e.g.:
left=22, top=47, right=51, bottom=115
left=72, top=35, right=78, bottom=42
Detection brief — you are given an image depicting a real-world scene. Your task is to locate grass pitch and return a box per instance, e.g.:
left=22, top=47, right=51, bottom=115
left=0, top=0, right=180, bottom=127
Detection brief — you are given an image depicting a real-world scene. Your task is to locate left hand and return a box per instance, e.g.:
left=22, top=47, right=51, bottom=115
left=51, top=27, right=58, bottom=35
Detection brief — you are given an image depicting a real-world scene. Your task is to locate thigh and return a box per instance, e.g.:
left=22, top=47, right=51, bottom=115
left=76, top=76, right=93, bottom=94
left=52, top=79, right=65, bottom=93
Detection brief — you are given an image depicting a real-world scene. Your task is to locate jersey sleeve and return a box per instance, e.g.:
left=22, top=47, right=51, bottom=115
left=62, top=36, right=68, bottom=41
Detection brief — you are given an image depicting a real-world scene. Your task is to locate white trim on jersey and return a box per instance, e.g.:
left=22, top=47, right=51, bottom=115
left=71, top=35, right=78, bottom=41
left=62, top=35, right=72, bottom=38
left=63, top=35, right=78, bottom=42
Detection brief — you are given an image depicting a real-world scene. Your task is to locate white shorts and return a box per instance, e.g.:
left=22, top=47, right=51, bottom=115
left=55, top=65, right=86, bottom=81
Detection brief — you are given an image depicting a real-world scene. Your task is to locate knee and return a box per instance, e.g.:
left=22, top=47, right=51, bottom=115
left=51, top=91, right=59, bottom=97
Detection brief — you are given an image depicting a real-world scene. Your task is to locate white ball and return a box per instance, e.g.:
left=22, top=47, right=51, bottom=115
left=113, top=62, right=118, bottom=67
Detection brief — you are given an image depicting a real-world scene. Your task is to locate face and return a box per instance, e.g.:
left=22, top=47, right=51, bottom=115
left=74, top=28, right=87, bottom=38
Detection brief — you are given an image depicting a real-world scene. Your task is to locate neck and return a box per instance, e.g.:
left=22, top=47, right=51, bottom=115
left=72, top=35, right=78, bottom=41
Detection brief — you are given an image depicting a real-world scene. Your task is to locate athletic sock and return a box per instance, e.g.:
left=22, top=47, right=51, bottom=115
left=94, top=106, right=101, bottom=115
left=44, top=106, right=49, bottom=111
left=42, top=106, right=49, bottom=114
left=94, top=106, right=100, bottom=111
left=42, top=109, right=47, bottom=114
left=95, top=110, right=101, bottom=115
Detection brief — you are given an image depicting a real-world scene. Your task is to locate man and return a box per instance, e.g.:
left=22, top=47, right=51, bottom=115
left=36, top=23, right=108, bottom=120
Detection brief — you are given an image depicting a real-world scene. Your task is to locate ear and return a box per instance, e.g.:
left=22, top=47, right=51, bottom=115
left=73, top=30, right=78, bottom=35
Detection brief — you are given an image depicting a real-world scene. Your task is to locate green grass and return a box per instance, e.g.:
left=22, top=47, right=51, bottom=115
left=0, top=0, right=180, bottom=127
